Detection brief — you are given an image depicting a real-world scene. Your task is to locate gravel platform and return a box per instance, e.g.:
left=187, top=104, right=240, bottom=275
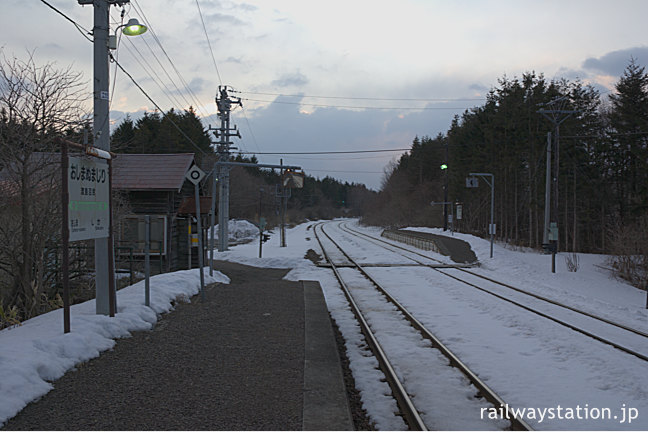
left=2, top=262, right=307, bottom=430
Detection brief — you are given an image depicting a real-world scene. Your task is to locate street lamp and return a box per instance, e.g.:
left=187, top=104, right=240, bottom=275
left=109, top=18, right=147, bottom=49
left=121, top=18, right=147, bottom=36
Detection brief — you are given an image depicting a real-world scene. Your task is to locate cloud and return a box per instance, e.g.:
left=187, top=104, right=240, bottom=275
left=204, top=12, right=245, bottom=26
left=187, top=77, right=206, bottom=94
left=582, top=46, right=648, bottom=76
left=469, top=83, right=488, bottom=93
left=270, top=72, right=309, bottom=88
left=221, top=94, right=467, bottom=189
left=231, top=3, right=258, bottom=12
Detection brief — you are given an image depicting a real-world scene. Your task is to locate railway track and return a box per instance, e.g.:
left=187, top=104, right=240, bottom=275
left=313, top=222, right=532, bottom=431
left=337, top=222, right=648, bottom=363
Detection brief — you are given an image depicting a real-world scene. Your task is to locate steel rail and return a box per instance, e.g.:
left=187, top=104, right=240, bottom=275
left=380, top=228, right=648, bottom=338
left=339, top=222, right=648, bottom=363
left=313, top=223, right=428, bottom=431
left=318, top=222, right=532, bottom=431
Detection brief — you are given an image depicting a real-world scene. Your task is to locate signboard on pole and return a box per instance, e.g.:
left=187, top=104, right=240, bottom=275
left=186, top=165, right=206, bottom=185
left=68, top=156, right=110, bottom=242
left=283, top=170, right=304, bottom=188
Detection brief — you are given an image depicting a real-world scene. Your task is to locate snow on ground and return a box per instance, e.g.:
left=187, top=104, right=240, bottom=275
left=219, top=219, right=648, bottom=430
left=0, top=268, right=229, bottom=427
left=329, top=221, right=648, bottom=430
left=207, top=218, right=259, bottom=243
left=401, top=226, right=648, bottom=331
left=3, top=218, right=647, bottom=430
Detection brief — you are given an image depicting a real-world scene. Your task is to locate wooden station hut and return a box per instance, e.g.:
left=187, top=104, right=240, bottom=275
left=112, top=153, right=205, bottom=272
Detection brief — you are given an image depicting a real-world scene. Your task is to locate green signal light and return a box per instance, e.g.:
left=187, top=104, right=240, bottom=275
left=440, top=164, right=448, bottom=170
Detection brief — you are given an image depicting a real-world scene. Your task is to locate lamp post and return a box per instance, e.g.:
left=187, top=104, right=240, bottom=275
left=79, top=0, right=146, bottom=315
left=441, top=163, right=448, bottom=231
left=468, top=172, right=495, bottom=258
left=430, top=201, right=454, bottom=232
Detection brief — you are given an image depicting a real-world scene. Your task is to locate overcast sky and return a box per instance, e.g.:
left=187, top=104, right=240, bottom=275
left=3, top=0, right=648, bottom=189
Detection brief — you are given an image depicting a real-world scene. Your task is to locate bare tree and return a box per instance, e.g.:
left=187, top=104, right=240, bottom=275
left=0, top=52, right=87, bottom=323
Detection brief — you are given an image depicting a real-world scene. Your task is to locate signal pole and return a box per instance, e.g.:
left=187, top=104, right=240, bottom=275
left=212, top=86, right=241, bottom=252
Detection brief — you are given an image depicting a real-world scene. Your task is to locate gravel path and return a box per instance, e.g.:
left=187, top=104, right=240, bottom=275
left=3, top=262, right=304, bottom=430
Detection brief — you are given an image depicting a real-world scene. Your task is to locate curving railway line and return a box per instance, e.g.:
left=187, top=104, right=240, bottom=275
left=337, top=222, right=648, bottom=363
left=314, top=220, right=648, bottom=430
left=313, top=221, right=533, bottom=431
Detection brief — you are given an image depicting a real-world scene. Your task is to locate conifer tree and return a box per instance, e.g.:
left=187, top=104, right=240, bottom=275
left=607, top=58, right=648, bottom=222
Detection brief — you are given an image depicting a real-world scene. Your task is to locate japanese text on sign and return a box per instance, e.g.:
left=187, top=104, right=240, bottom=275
left=68, top=156, right=110, bottom=242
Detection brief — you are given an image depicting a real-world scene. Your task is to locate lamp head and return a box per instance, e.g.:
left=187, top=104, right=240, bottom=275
left=122, top=18, right=147, bottom=36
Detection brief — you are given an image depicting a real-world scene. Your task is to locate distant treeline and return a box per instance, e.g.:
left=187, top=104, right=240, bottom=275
left=110, top=111, right=375, bottom=226
left=364, top=60, right=648, bottom=261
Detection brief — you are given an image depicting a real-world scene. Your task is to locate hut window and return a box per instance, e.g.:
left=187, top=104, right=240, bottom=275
left=118, top=215, right=167, bottom=255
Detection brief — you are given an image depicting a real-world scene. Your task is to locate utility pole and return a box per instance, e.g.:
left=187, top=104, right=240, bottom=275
left=538, top=96, right=578, bottom=256
left=280, top=159, right=286, bottom=247
left=212, top=85, right=242, bottom=252
left=78, top=0, right=124, bottom=315
left=93, top=0, right=112, bottom=316
left=442, top=141, right=449, bottom=231
left=542, top=132, right=552, bottom=247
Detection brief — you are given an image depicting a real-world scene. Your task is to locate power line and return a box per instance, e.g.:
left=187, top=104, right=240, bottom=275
left=40, top=0, right=206, bottom=156
left=195, top=0, right=223, bottom=86
left=110, top=53, right=206, bottom=156
left=233, top=90, right=485, bottom=102
left=38, top=0, right=92, bottom=42
left=241, top=97, right=474, bottom=110
left=108, top=10, right=125, bottom=111
left=129, top=1, right=211, bottom=120
left=238, top=106, right=261, bottom=153
left=276, top=154, right=395, bottom=161
left=304, top=168, right=384, bottom=174
left=237, top=148, right=410, bottom=155
left=118, top=39, right=188, bottom=111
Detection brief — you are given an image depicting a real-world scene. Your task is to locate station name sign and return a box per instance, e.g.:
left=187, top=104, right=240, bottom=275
left=68, top=156, right=110, bottom=242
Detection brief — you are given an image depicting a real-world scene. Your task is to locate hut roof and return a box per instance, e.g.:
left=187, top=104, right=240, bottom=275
left=112, top=153, right=195, bottom=191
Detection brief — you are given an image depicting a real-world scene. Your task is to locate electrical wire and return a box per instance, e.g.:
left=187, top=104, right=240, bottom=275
left=271, top=154, right=396, bottom=161
left=233, top=90, right=486, bottom=102
left=304, top=168, right=384, bottom=173
left=136, top=33, right=201, bottom=112
left=118, top=39, right=188, bottom=111
left=195, top=0, right=223, bottom=86
left=236, top=148, right=411, bottom=155
left=40, top=0, right=208, bottom=157
left=110, top=53, right=206, bottom=156
left=38, top=0, right=93, bottom=42
left=238, top=106, right=262, bottom=153
left=241, top=97, right=475, bottom=110
left=129, top=1, right=212, bottom=120
left=108, top=10, right=125, bottom=113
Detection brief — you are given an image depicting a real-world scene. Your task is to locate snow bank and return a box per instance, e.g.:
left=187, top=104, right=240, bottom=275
left=0, top=267, right=229, bottom=426
left=207, top=219, right=259, bottom=242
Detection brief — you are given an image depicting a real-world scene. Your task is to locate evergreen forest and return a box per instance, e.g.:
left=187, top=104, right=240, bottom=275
left=365, top=61, right=648, bottom=257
